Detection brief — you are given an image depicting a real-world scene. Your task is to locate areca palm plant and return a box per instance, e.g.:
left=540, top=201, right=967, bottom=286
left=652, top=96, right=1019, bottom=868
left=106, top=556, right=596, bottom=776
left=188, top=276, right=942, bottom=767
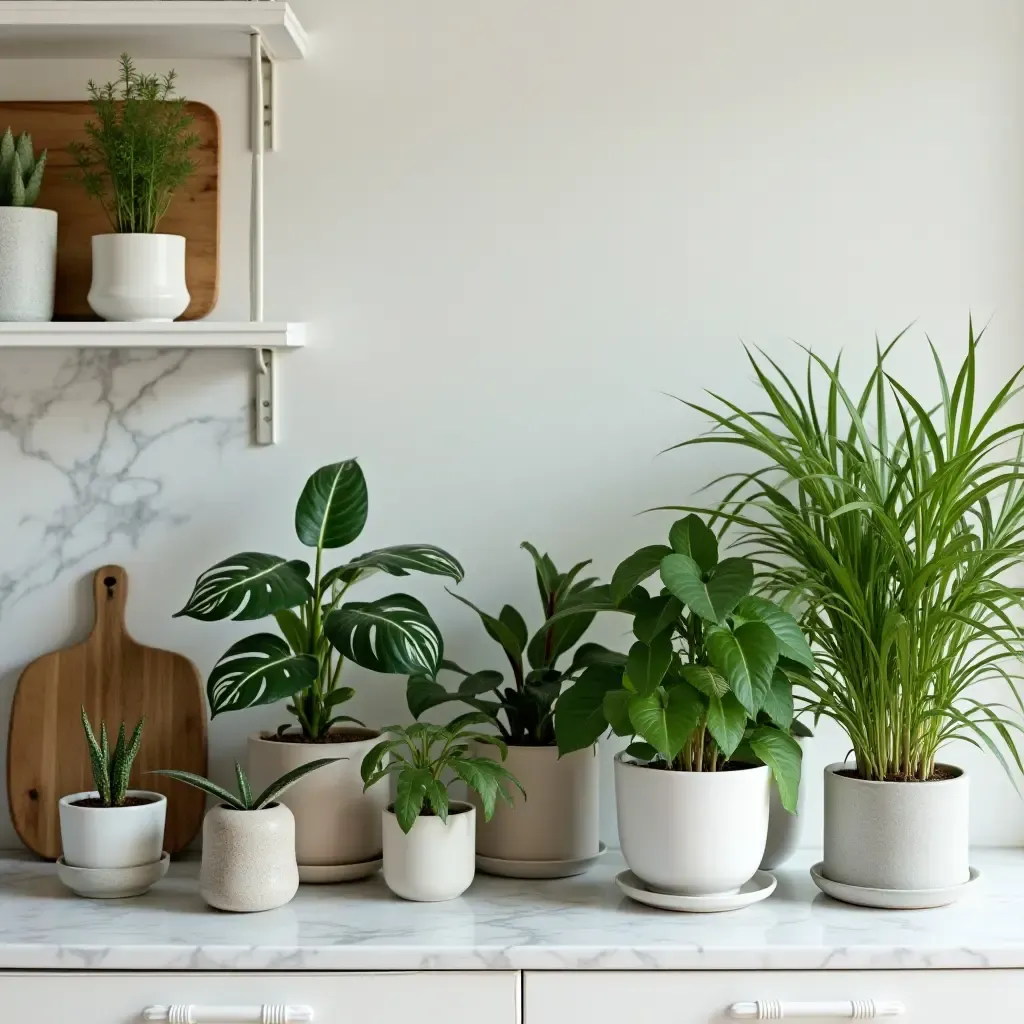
left=175, top=460, right=463, bottom=740
left=679, top=324, right=1024, bottom=782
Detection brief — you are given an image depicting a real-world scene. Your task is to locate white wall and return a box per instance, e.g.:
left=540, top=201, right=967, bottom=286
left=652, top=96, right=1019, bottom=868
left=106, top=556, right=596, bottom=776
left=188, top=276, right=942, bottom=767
left=1, top=0, right=1024, bottom=849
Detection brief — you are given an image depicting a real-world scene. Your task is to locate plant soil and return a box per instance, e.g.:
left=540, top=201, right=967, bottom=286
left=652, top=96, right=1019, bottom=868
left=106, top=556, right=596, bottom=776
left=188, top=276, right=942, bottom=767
left=836, top=764, right=962, bottom=783
left=71, top=795, right=158, bottom=808
left=262, top=728, right=375, bottom=744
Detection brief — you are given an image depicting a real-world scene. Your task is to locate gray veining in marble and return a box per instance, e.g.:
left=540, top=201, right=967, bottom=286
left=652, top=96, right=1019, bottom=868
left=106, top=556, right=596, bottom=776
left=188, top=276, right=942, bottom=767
left=0, top=850, right=1021, bottom=971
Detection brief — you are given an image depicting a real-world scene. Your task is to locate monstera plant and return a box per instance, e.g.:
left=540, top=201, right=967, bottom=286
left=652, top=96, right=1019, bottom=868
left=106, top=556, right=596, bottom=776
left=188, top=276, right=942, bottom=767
left=176, top=459, right=463, bottom=741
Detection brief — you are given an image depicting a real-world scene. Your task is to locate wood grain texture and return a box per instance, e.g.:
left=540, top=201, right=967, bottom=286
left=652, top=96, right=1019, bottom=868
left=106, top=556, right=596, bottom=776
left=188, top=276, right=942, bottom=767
left=7, top=566, right=208, bottom=859
left=0, top=100, right=220, bottom=320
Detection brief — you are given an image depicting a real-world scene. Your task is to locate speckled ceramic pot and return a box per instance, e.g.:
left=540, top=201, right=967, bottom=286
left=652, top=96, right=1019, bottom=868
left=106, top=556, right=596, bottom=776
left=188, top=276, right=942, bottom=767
left=199, top=802, right=299, bottom=913
left=0, top=207, right=57, bottom=321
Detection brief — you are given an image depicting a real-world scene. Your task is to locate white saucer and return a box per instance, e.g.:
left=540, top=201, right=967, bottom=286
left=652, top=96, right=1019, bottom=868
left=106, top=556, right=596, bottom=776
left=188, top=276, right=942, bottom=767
left=615, top=869, right=777, bottom=912
left=57, top=852, right=169, bottom=899
left=476, top=842, right=608, bottom=879
left=810, top=862, right=981, bottom=909
left=298, top=858, right=382, bottom=883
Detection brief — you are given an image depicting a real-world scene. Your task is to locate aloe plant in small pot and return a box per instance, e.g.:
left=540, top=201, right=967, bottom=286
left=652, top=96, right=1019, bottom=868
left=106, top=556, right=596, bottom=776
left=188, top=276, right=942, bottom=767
left=407, top=544, right=623, bottom=875
left=557, top=515, right=809, bottom=896
left=688, top=326, right=1024, bottom=904
left=69, top=54, right=199, bottom=322
left=176, top=459, right=462, bottom=882
left=361, top=717, right=523, bottom=901
left=153, top=759, right=337, bottom=912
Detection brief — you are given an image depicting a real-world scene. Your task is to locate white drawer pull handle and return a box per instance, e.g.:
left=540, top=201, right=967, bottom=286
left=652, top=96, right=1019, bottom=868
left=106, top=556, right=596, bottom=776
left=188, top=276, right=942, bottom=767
left=729, top=1001, right=905, bottom=1020
left=143, top=1007, right=314, bottom=1024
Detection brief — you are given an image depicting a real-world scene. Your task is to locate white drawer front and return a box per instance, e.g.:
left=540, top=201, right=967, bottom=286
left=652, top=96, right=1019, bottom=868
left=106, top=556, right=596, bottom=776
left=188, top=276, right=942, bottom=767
left=525, top=970, right=1024, bottom=1024
left=0, top=971, right=518, bottom=1024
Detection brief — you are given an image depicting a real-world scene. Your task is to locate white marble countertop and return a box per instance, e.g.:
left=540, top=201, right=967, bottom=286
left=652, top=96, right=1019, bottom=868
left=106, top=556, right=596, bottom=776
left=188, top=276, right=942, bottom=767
left=0, top=850, right=1022, bottom=971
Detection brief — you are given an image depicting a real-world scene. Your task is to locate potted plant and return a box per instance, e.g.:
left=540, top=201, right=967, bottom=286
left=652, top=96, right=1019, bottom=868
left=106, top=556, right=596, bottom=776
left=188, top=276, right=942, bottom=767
left=59, top=709, right=165, bottom=870
left=69, top=54, right=199, bottom=322
left=406, top=543, right=622, bottom=874
left=361, top=717, right=523, bottom=901
left=153, top=759, right=337, bottom=912
left=557, top=515, right=809, bottom=896
left=175, top=458, right=463, bottom=882
left=0, top=129, right=55, bottom=322
left=685, top=325, right=1024, bottom=901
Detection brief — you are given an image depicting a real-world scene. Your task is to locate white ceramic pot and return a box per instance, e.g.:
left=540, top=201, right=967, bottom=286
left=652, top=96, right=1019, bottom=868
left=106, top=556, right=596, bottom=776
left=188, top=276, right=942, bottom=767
left=0, top=206, right=57, bottom=321
left=87, top=233, right=189, bottom=322
left=199, top=802, right=299, bottom=912
left=614, top=752, right=770, bottom=895
left=760, top=735, right=807, bottom=870
left=58, top=790, right=166, bottom=869
left=823, top=761, right=969, bottom=891
left=469, top=742, right=599, bottom=866
left=382, top=801, right=475, bottom=902
left=247, top=730, right=388, bottom=876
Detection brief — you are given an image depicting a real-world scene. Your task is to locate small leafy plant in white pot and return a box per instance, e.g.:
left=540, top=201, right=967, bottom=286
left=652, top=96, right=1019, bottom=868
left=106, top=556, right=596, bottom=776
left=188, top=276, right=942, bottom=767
left=361, top=717, right=523, bottom=902
left=69, top=54, right=199, bottom=322
left=0, top=129, right=55, bottom=322
left=59, top=710, right=165, bottom=871
left=559, top=515, right=809, bottom=897
left=153, top=758, right=337, bottom=912
left=407, top=543, right=623, bottom=875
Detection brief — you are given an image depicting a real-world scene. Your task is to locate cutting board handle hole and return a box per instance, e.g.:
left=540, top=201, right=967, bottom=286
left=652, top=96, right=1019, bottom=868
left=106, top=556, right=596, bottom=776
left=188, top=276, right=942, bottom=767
left=104, top=575, right=118, bottom=595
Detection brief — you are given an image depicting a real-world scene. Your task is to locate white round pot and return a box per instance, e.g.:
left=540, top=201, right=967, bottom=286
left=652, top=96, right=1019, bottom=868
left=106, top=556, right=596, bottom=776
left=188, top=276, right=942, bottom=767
left=469, top=742, right=599, bottom=866
left=760, top=735, right=807, bottom=870
left=58, top=790, right=166, bottom=869
left=87, top=233, right=189, bottom=322
left=200, top=802, right=299, bottom=912
left=614, top=752, right=770, bottom=895
left=823, top=761, right=969, bottom=891
left=382, top=801, right=475, bottom=902
left=247, top=730, right=388, bottom=876
left=0, top=207, right=57, bottom=321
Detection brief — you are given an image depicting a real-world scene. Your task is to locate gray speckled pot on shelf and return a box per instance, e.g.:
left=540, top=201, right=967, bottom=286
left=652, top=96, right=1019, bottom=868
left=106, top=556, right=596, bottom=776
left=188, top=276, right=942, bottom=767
left=199, top=802, right=299, bottom=913
left=0, top=207, right=57, bottom=321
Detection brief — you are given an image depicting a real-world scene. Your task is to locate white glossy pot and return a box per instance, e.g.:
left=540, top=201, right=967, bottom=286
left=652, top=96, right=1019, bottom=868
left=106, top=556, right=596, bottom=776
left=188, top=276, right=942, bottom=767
left=58, top=790, right=166, bottom=869
left=247, top=730, right=387, bottom=876
left=614, top=753, right=770, bottom=895
left=200, top=802, right=299, bottom=912
left=382, top=802, right=475, bottom=902
left=760, top=735, right=807, bottom=870
left=470, top=742, right=599, bottom=866
left=0, top=207, right=57, bottom=321
left=823, top=762, right=969, bottom=891
left=88, top=233, right=189, bottom=322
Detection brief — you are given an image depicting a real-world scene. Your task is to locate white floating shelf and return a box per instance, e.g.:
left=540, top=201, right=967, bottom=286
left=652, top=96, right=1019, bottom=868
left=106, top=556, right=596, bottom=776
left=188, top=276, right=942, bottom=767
left=0, top=1, right=309, bottom=60
left=0, top=321, right=307, bottom=349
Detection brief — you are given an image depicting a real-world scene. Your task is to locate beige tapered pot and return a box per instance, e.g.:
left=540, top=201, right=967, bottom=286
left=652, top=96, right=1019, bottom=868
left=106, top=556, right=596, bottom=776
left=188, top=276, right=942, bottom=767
left=469, top=742, right=600, bottom=871
left=247, top=729, right=388, bottom=882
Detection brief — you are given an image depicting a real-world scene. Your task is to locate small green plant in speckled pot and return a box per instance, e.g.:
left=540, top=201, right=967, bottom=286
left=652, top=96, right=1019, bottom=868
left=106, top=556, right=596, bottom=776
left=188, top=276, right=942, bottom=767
left=80, top=708, right=144, bottom=808
left=0, top=128, right=46, bottom=207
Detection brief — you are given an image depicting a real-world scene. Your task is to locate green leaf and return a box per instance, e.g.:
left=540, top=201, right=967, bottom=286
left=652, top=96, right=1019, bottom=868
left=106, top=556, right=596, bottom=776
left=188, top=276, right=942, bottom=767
left=447, top=756, right=511, bottom=821
left=706, top=691, right=748, bottom=758
left=406, top=674, right=453, bottom=718
left=325, top=594, right=444, bottom=678
left=324, top=686, right=356, bottom=710
left=459, top=670, right=504, bottom=696
left=602, top=688, right=634, bottom=736
left=659, top=553, right=716, bottom=620
left=207, top=634, right=319, bottom=717
left=611, top=545, right=672, bottom=604
left=175, top=553, right=313, bottom=621
left=273, top=609, right=308, bottom=654
left=149, top=769, right=246, bottom=810
left=705, top=558, right=754, bottom=619
left=360, top=738, right=400, bottom=785
left=554, top=663, right=623, bottom=754
left=625, top=634, right=673, bottom=696
left=679, top=663, right=729, bottom=697
left=748, top=727, right=802, bottom=813
left=450, top=591, right=524, bottom=662
left=234, top=761, right=252, bottom=809
left=521, top=541, right=559, bottom=603
left=734, top=596, right=815, bottom=670
left=295, top=460, right=368, bottom=550
left=393, top=768, right=430, bottom=832
left=625, top=741, right=658, bottom=762
left=627, top=684, right=702, bottom=760
left=499, top=605, right=529, bottom=652
left=705, top=622, right=778, bottom=716
left=668, top=515, right=719, bottom=572
left=632, top=594, right=682, bottom=644
left=323, top=544, right=464, bottom=589
left=424, top=776, right=450, bottom=821
left=762, top=666, right=794, bottom=729
left=569, top=643, right=627, bottom=673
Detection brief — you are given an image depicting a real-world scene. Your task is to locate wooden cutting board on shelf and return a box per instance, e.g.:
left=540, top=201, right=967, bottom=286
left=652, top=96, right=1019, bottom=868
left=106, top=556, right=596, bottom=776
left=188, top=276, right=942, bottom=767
left=0, top=100, right=220, bottom=320
left=7, top=565, right=208, bottom=860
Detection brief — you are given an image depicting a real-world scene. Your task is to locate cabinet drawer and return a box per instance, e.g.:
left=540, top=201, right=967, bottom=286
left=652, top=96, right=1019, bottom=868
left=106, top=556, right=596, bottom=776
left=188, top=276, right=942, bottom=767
left=0, top=971, right=519, bottom=1024
left=525, top=970, right=1024, bottom=1023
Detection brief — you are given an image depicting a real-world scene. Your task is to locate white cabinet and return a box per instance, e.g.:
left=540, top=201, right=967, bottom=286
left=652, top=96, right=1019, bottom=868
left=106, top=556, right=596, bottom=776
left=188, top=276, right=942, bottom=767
left=524, top=969, right=1024, bottom=1023
left=0, top=971, right=519, bottom=1024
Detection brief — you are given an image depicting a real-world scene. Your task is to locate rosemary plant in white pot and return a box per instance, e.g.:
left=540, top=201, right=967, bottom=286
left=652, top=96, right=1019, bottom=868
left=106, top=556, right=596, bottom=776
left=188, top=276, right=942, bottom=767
left=175, top=459, right=462, bottom=882
left=686, top=324, right=1024, bottom=902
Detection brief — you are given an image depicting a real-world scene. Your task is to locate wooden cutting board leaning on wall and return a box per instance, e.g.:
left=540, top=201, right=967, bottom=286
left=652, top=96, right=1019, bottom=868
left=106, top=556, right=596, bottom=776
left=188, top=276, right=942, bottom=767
left=7, top=566, right=208, bottom=860
left=0, top=100, right=220, bottom=320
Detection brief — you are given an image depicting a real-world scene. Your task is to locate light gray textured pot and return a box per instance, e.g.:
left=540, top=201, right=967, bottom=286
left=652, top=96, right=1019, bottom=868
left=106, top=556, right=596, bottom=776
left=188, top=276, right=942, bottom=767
left=822, top=762, right=969, bottom=891
left=0, top=207, right=57, bottom=321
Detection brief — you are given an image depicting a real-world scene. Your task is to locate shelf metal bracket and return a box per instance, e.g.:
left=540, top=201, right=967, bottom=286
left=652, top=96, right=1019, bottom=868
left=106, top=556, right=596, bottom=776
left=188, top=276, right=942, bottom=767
left=254, top=347, right=277, bottom=446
